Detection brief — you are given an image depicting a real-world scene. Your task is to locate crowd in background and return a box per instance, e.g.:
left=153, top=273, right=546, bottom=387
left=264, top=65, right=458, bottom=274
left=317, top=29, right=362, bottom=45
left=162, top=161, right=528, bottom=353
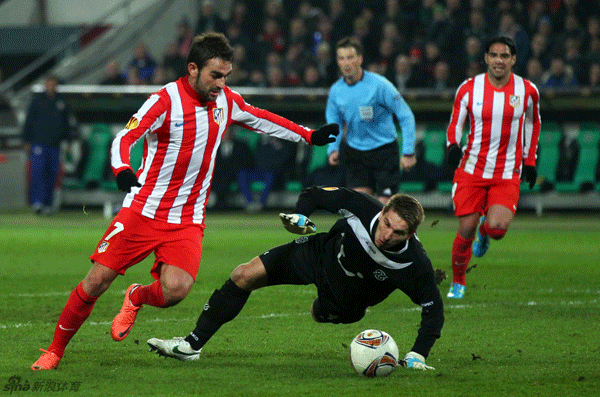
left=100, top=0, right=600, bottom=91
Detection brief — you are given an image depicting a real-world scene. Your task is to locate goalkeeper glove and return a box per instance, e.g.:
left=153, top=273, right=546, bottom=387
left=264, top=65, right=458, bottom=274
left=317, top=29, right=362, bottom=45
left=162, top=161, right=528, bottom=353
left=447, top=143, right=463, bottom=170
left=116, top=169, right=141, bottom=193
left=310, top=123, right=339, bottom=146
left=279, top=213, right=316, bottom=235
left=522, top=165, right=537, bottom=189
left=400, top=351, right=435, bottom=370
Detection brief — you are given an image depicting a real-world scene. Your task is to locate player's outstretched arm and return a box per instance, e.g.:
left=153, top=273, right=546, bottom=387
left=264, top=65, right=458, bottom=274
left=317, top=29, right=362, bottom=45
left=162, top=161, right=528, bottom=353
left=279, top=213, right=316, bottom=235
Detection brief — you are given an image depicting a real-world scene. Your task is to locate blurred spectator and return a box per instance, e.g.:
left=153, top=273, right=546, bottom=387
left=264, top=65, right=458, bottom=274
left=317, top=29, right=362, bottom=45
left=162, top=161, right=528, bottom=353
left=382, top=0, right=416, bottom=44
left=211, top=126, right=254, bottom=210
left=99, top=60, right=125, bottom=85
left=195, top=0, right=226, bottom=35
left=129, top=42, right=157, bottom=84
left=263, top=0, right=287, bottom=31
left=288, top=17, right=310, bottom=48
left=380, top=20, right=409, bottom=58
left=564, top=37, right=587, bottom=84
left=266, top=65, right=286, bottom=87
left=588, top=62, right=600, bottom=87
left=393, top=54, right=425, bottom=93
left=550, top=0, right=598, bottom=34
left=311, top=13, right=333, bottom=56
left=422, top=41, right=442, bottom=85
left=264, top=51, right=283, bottom=79
left=328, top=0, right=353, bottom=46
left=497, top=12, right=530, bottom=74
left=283, top=40, right=312, bottom=86
left=302, top=63, right=326, bottom=87
left=529, top=32, right=552, bottom=69
left=536, top=15, right=554, bottom=39
left=553, top=13, right=585, bottom=57
left=162, top=42, right=187, bottom=81
left=586, top=36, right=600, bottom=64
left=226, top=23, right=253, bottom=63
left=315, top=41, right=338, bottom=86
left=429, top=60, right=452, bottom=91
left=238, top=135, right=297, bottom=212
left=465, top=60, right=482, bottom=79
left=541, top=57, right=578, bottom=89
left=526, top=0, right=550, bottom=36
left=176, top=19, right=194, bottom=58
left=151, top=66, right=169, bottom=86
left=125, top=66, right=143, bottom=85
left=582, top=15, right=600, bottom=55
left=457, top=35, right=484, bottom=81
left=22, top=75, right=77, bottom=215
left=227, top=44, right=251, bottom=86
left=247, top=69, right=266, bottom=87
left=525, top=57, right=545, bottom=87
left=229, top=1, right=258, bottom=39
left=463, top=8, right=490, bottom=44
left=371, top=38, right=397, bottom=81
left=257, top=18, right=286, bottom=55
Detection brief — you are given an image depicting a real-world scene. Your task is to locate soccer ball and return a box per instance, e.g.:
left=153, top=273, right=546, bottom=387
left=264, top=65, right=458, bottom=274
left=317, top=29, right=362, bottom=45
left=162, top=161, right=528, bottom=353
left=349, top=329, right=399, bottom=377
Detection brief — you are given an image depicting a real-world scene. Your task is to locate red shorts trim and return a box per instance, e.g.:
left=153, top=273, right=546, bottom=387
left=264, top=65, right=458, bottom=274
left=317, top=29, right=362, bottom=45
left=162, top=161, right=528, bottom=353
left=451, top=169, right=521, bottom=217
left=89, top=208, right=204, bottom=280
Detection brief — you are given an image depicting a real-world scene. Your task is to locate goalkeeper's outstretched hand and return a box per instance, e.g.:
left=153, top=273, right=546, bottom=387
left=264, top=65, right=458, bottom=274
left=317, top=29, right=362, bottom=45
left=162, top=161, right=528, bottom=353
left=399, top=352, right=435, bottom=370
left=310, top=123, right=339, bottom=146
left=279, top=213, right=316, bottom=235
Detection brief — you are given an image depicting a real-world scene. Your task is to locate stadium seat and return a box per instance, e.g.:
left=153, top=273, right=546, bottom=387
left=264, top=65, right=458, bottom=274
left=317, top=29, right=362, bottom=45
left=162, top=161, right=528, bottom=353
left=423, top=124, right=447, bottom=167
left=306, top=144, right=329, bottom=175
left=555, top=122, right=600, bottom=193
left=235, top=127, right=261, bottom=151
left=531, top=122, right=562, bottom=191
left=64, top=123, right=113, bottom=190
left=552, top=123, right=600, bottom=193
left=427, top=123, right=454, bottom=193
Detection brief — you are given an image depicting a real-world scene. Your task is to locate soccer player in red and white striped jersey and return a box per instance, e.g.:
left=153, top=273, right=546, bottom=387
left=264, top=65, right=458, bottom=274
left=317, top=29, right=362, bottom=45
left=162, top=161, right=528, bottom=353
left=445, top=36, right=541, bottom=299
left=32, top=32, right=339, bottom=370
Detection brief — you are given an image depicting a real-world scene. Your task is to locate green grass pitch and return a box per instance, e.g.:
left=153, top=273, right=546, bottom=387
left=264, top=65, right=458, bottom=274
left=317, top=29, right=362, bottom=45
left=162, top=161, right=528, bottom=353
left=1, top=208, right=599, bottom=396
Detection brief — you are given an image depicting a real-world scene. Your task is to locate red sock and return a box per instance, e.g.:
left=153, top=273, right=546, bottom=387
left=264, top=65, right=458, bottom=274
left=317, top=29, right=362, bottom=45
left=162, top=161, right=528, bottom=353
left=129, top=281, right=166, bottom=308
left=452, top=233, right=474, bottom=285
left=48, top=283, right=98, bottom=358
left=481, top=222, right=506, bottom=240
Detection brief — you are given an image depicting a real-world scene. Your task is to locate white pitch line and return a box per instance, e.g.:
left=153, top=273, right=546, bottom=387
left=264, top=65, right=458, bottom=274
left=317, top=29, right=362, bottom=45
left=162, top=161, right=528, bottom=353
left=1, top=299, right=598, bottom=330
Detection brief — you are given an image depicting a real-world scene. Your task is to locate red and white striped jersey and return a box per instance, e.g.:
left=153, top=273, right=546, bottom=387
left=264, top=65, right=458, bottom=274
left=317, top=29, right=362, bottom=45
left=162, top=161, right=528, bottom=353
left=111, top=77, right=313, bottom=225
left=446, top=72, right=541, bottom=180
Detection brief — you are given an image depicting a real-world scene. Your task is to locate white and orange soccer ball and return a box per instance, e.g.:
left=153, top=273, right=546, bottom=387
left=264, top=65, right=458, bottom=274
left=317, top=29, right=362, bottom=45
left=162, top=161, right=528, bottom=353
left=349, top=329, right=399, bottom=377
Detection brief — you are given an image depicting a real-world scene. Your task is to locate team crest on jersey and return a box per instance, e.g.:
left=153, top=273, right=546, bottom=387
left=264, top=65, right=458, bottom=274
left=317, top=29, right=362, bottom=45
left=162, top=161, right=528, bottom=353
left=98, top=241, right=109, bottom=253
left=125, top=117, right=140, bottom=129
left=509, top=95, right=520, bottom=108
left=213, top=108, right=224, bottom=125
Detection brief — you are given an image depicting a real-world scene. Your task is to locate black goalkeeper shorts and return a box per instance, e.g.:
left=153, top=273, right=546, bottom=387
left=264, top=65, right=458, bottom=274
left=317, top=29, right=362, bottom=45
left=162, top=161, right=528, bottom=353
left=259, top=234, right=366, bottom=324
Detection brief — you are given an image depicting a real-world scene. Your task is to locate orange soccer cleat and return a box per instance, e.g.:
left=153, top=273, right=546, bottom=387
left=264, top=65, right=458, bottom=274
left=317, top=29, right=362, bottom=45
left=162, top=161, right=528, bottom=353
left=111, top=284, right=143, bottom=341
left=31, top=349, right=61, bottom=370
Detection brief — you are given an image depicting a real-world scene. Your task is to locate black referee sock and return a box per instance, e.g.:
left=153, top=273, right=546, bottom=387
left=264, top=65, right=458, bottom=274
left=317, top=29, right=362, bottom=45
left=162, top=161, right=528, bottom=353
left=185, top=278, right=251, bottom=350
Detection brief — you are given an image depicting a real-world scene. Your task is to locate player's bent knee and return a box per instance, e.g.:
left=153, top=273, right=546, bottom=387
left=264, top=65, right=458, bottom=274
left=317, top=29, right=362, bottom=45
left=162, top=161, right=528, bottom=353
left=161, top=278, right=194, bottom=305
left=230, top=259, right=266, bottom=291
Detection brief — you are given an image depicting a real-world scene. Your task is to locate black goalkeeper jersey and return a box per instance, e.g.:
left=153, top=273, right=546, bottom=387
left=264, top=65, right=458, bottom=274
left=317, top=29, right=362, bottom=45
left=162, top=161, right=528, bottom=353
left=294, top=186, right=444, bottom=357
